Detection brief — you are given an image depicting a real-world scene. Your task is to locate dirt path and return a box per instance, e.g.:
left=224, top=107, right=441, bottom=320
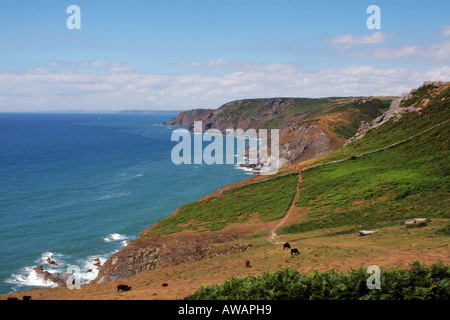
left=322, top=112, right=344, bottom=133
left=266, top=119, right=449, bottom=245
left=267, top=171, right=302, bottom=244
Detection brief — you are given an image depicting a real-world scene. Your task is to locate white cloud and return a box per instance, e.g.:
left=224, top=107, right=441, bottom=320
left=325, top=32, right=392, bottom=48
left=439, top=25, right=450, bottom=36
left=176, top=59, right=299, bottom=73
left=347, top=40, right=450, bottom=63
left=0, top=61, right=449, bottom=112
left=48, top=60, right=134, bottom=72
left=329, top=25, right=450, bottom=64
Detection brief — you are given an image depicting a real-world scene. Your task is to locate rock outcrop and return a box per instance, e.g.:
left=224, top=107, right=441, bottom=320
left=344, top=81, right=446, bottom=146
left=34, top=266, right=73, bottom=287
left=96, top=230, right=253, bottom=283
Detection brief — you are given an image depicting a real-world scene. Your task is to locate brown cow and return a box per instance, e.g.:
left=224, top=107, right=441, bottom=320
left=117, top=284, right=131, bottom=292
left=283, top=242, right=291, bottom=250
left=245, top=260, right=251, bottom=267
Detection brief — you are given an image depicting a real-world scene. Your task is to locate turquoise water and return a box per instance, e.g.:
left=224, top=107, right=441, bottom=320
left=0, top=113, right=252, bottom=293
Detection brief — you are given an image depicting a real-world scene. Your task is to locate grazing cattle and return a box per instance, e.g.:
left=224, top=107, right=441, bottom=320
left=245, top=260, right=251, bottom=267
left=7, top=297, right=18, bottom=300
left=117, top=284, right=131, bottom=292
left=291, top=248, right=300, bottom=255
left=161, top=283, right=168, bottom=287
left=23, top=296, right=32, bottom=300
left=283, top=242, right=291, bottom=250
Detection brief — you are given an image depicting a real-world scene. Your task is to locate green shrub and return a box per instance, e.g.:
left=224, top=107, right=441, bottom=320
left=186, top=261, right=450, bottom=300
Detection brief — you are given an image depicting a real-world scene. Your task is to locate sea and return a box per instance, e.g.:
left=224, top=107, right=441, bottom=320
left=0, top=112, right=254, bottom=294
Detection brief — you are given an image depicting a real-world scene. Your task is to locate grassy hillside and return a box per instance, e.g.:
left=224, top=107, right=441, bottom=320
left=281, top=84, right=450, bottom=235
left=148, top=173, right=299, bottom=235
left=323, top=98, right=392, bottom=140
left=212, top=97, right=391, bottom=136
left=157, top=83, right=449, bottom=238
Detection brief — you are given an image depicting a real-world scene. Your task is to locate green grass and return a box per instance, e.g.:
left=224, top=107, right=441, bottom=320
left=186, top=261, right=450, bottom=300
left=403, top=83, right=439, bottom=107
left=149, top=173, right=299, bottom=235
left=280, top=86, right=450, bottom=235
left=328, top=99, right=391, bottom=139
left=309, top=87, right=449, bottom=165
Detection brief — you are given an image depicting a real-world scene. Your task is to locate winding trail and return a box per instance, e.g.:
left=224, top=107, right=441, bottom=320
left=265, top=118, right=449, bottom=245
left=267, top=171, right=302, bottom=244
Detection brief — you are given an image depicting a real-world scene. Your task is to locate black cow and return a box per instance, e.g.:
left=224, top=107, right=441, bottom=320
left=291, top=248, right=300, bottom=255
left=117, top=284, right=132, bottom=292
left=283, top=242, right=291, bottom=250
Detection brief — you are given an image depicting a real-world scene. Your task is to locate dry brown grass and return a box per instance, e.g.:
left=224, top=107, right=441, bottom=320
left=2, top=218, right=448, bottom=300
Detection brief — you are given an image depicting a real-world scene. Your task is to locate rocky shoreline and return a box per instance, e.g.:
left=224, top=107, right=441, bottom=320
left=32, top=256, right=103, bottom=288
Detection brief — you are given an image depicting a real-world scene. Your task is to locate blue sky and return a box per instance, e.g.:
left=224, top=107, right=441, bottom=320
left=0, top=0, right=449, bottom=111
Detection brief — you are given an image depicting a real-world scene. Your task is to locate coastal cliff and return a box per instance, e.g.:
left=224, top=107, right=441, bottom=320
left=167, top=96, right=394, bottom=172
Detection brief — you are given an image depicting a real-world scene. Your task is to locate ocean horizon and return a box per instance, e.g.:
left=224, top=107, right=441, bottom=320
left=0, top=112, right=253, bottom=294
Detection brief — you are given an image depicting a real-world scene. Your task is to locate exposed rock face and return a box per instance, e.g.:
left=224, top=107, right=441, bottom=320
left=166, top=98, right=342, bottom=172
left=166, top=109, right=214, bottom=128
left=96, top=230, right=253, bottom=283
left=281, top=125, right=333, bottom=163
left=34, top=266, right=73, bottom=287
left=344, top=81, right=446, bottom=146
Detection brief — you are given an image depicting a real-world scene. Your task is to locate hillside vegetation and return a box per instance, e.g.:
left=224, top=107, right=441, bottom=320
left=149, top=173, right=299, bottom=235
left=281, top=82, right=450, bottom=235
left=187, top=261, right=450, bottom=300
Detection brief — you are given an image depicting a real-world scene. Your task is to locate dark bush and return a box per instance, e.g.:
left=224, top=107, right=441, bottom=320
left=186, top=261, right=450, bottom=300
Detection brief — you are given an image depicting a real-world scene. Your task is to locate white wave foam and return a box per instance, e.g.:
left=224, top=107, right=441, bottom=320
left=103, top=233, right=128, bottom=242
left=5, top=266, right=58, bottom=289
left=235, top=164, right=255, bottom=175
left=96, top=192, right=130, bottom=201
left=4, top=249, right=126, bottom=291
left=37, top=251, right=65, bottom=268
left=4, top=251, right=68, bottom=290
left=74, top=255, right=109, bottom=283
